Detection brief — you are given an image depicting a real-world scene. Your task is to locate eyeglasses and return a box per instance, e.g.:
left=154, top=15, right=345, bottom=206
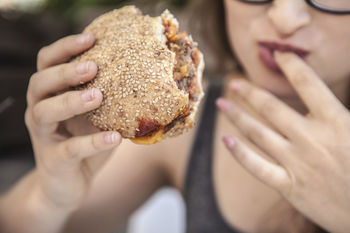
left=235, top=0, right=350, bottom=14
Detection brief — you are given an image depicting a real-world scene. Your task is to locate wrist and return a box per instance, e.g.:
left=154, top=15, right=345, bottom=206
left=28, top=182, right=76, bottom=216
left=0, top=170, right=75, bottom=233
left=24, top=185, right=72, bottom=233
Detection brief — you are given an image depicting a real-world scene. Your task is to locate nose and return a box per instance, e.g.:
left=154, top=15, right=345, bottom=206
left=267, top=0, right=311, bottom=37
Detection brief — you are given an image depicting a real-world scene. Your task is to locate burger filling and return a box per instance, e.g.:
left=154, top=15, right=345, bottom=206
left=131, top=18, right=201, bottom=144
left=163, top=20, right=202, bottom=103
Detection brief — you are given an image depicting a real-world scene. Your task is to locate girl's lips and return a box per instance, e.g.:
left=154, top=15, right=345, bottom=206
left=258, top=45, right=282, bottom=73
left=258, top=41, right=310, bottom=74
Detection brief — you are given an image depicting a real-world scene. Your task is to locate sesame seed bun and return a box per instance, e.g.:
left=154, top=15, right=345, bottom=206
left=74, top=5, right=204, bottom=144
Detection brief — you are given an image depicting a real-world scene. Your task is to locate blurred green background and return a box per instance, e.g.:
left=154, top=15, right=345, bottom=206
left=43, top=0, right=189, bottom=24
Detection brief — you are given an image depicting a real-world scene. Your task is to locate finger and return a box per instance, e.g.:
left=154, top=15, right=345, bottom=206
left=57, top=131, right=121, bottom=164
left=274, top=51, right=345, bottom=120
left=217, top=98, right=290, bottom=164
left=28, top=61, right=97, bottom=105
left=32, top=89, right=102, bottom=129
left=229, top=79, right=307, bottom=139
left=223, top=136, right=291, bottom=193
left=37, top=33, right=95, bottom=71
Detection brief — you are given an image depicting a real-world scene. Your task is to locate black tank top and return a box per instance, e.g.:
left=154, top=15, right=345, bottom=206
left=184, top=81, right=240, bottom=233
left=183, top=81, right=327, bottom=233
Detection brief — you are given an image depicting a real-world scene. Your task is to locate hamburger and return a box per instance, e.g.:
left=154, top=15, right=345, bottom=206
left=74, top=5, right=204, bottom=145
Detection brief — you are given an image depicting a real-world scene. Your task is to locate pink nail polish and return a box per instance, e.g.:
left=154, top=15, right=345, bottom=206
left=81, top=89, right=95, bottom=102
left=76, top=62, right=88, bottom=74
left=223, top=136, right=235, bottom=148
left=230, top=81, right=244, bottom=93
left=77, top=33, right=94, bottom=44
left=77, top=34, right=87, bottom=44
left=105, top=132, right=120, bottom=144
left=216, top=98, right=231, bottom=112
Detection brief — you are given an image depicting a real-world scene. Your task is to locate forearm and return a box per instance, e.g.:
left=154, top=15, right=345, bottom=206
left=0, top=170, right=73, bottom=233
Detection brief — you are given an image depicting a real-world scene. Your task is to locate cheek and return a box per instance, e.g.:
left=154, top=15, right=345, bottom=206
left=309, top=16, right=350, bottom=86
left=225, top=4, right=350, bottom=97
left=225, top=9, right=295, bottom=96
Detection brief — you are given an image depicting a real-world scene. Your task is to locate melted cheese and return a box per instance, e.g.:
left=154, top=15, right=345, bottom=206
left=131, top=130, right=164, bottom=145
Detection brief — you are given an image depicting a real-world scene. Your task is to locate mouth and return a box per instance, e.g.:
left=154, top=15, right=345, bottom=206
left=257, top=41, right=310, bottom=74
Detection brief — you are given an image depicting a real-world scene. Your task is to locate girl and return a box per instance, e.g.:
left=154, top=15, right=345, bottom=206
left=1, top=0, right=350, bottom=232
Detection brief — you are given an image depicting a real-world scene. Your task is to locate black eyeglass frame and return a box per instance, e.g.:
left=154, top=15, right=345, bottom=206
left=234, top=0, right=350, bottom=15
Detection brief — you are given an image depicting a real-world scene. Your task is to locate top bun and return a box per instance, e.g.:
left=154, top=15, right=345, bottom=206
left=74, top=6, right=204, bottom=144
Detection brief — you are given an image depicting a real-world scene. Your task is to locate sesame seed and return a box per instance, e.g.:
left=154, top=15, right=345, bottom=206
left=72, top=5, right=203, bottom=139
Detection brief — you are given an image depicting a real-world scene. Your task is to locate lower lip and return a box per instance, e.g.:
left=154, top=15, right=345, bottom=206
left=258, top=45, right=282, bottom=74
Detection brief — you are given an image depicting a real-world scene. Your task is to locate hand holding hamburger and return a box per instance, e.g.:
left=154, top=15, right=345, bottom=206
left=74, top=6, right=204, bottom=144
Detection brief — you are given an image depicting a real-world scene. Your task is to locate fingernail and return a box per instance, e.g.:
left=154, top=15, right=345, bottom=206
left=77, top=33, right=94, bottom=44
left=104, top=132, right=120, bottom=144
left=81, top=88, right=100, bottom=102
left=216, top=98, right=231, bottom=112
left=76, top=61, right=94, bottom=75
left=223, top=136, right=235, bottom=148
left=76, top=62, right=87, bottom=74
left=230, top=81, right=244, bottom=93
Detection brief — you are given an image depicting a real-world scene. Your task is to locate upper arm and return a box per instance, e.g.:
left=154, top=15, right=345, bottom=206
left=63, top=140, right=170, bottom=233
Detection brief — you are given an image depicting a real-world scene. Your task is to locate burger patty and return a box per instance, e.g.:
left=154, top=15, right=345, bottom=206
left=163, top=20, right=202, bottom=103
left=134, top=19, right=202, bottom=138
left=136, top=104, right=190, bottom=138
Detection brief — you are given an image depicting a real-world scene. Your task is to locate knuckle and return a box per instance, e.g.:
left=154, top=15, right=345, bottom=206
left=32, top=104, right=44, bottom=125
left=61, top=37, right=74, bottom=55
left=26, top=91, right=33, bottom=106
left=27, top=73, right=39, bottom=103
left=57, top=64, right=68, bottom=82
left=91, top=134, right=102, bottom=152
left=228, top=107, right=243, bottom=124
left=62, top=92, right=75, bottom=111
left=24, top=109, right=33, bottom=129
left=243, top=84, right=255, bottom=100
left=62, top=140, right=80, bottom=161
left=246, top=126, right=264, bottom=143
left=37, top=46, right=48, bottom=70
left=234, top=142, right=249, bottom=164
left=245, top=125, right=269, bottom=149
left=26, top=87, right=34, bottom=106
left=60, top=91, right=87, bottom=119
left=28, top=72, right=38, bottom=86
left=254, top=162, right=267, bottom=178
left=280, top=178, right=293, bottom=196
left=259, top=96, right=278, bottom=116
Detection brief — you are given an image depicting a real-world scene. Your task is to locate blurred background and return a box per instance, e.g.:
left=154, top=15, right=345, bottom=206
left=0, top=0, right=231, bottom=232
left=0, top=1, right=190, bottom=233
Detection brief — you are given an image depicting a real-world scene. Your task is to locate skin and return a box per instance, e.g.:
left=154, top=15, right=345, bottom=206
left=1, top=0, right=350, bottom=233
left=218, top=0, right=350, bottom=232
left=224, top=0, right=350, bottom=102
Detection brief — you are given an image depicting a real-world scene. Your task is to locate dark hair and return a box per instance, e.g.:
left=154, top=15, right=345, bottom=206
left=140, top=0, right=238, bottom=78
left=187, top=0, right=238, bottom=77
